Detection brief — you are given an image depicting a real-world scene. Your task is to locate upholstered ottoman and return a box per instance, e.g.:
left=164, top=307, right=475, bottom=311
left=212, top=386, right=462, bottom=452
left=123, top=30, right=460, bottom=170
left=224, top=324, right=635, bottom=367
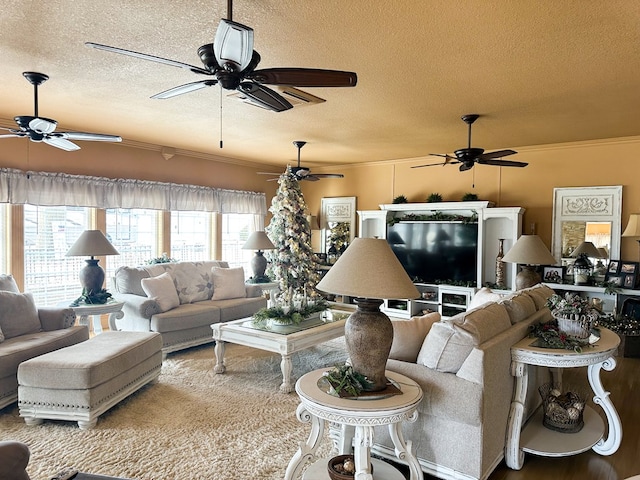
left=17, top=331, right=162, bottom=429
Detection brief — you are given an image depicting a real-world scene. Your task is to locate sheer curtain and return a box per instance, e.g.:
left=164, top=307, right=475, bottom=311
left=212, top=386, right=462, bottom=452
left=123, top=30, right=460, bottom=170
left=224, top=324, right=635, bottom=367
left=0, top=168, right=266, bottom=215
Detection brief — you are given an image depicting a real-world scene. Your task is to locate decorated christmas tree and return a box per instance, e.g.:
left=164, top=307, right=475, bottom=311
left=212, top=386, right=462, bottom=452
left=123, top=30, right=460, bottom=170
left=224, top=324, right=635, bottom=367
left=265, top=167, right=322, bottom=310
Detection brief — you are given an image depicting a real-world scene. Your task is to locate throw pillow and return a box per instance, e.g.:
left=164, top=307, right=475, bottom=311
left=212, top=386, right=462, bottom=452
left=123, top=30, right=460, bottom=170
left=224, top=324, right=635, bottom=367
left=521, top=283, right=555, bottom=309
left=499, top=293, right=537, bottom=324
left=389, top=312, right=441, bottom=363
left=0, top=274, right=20, bottom=293
left=467, top=287, right=505, bottom=310
left=171, top=262, right=213, bottom=304
left=141, top=272, right=180, bottom=313
left=417, top=302, right=511, bottom=373
left=0, top=291, right=41, bottom=339
left=211, top=267, right=247, bottom=300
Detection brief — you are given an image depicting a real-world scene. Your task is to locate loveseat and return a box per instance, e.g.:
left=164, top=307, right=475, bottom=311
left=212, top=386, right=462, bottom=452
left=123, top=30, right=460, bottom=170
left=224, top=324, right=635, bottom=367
left=373, top=284, right=555, bottom=480
left=111, top=261, right=267, bottom=355
left=0, top=274, right=89, bottom=410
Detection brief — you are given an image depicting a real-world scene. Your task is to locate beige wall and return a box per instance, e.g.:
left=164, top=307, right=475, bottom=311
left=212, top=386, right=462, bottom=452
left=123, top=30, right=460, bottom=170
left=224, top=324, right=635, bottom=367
left=303, top=136, right=640, bottom=262
left=3, top=135, right=640, bottom=263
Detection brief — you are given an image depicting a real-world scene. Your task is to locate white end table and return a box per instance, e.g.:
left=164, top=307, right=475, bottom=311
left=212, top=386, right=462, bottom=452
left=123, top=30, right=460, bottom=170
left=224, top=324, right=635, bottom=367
left=285, top=368, right=424, bottom=480
left=505, top=327, right=622, bottom=470
left=64, top=300, right=125, bottom=334
left=247, top=281, right=279, bottom=307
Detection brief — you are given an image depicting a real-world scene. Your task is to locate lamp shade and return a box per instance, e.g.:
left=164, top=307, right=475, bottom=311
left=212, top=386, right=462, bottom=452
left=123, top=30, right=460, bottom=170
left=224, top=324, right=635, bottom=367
left=597, top=247, right=609, bottom=259
left=501, top=235, right=556, bottom=266
left=242, top=231, right=275, bottom=251
left=316, top=237, right=419, bottom=300
left=622, top=213, right=640, bottom=238
left=569, top=241, right=601, bottom=259
left=66, top=230, right=119, bottom=257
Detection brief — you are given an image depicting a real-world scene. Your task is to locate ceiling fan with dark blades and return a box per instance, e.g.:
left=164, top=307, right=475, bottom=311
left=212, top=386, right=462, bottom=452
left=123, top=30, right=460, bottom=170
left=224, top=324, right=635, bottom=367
left=0, top=72, right=122, bottom=151
left=86, top=1, right=357, bottom=113
left=412, top=114, right=528, bottom=171
left=258, top=141, right=344, bottom=182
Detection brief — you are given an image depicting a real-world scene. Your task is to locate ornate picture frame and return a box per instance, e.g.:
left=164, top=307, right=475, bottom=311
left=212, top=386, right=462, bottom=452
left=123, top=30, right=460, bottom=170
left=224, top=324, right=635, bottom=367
left=320, top=197, right=356, bottom=255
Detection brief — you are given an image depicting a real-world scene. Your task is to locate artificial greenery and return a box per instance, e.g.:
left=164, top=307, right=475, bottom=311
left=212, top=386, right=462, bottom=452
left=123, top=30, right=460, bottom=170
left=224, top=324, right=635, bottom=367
left=387, top=210, right=478, bottom=226
left=252, top=298, right=329, bottom=326
left=392, top=195, right=408, bottom=204
left=597, top=313, right=640, bottom=336
left=146, top=252, right=177, bottom=264
left=71, top=288, right=113, bottom=306
left=529, top=320, right=599, bottom=353
left=461, top=192, right=479, bottom=201
left=323, top=364, right=373, bottom=396
left=426, top=193, right=443, bottom=203
left=601, top=281, right=622, bottom=295
left=246, top=275, right=272, bottom=284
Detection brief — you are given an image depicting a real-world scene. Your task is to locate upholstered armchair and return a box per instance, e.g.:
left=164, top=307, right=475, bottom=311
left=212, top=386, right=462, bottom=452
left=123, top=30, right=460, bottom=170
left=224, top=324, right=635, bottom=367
left=0, top=441, right=31, bottom=480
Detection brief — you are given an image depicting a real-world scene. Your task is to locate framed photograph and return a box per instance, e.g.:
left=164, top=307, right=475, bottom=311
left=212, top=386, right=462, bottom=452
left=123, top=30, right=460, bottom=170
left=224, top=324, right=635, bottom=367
left=607, top=274, right=624, bottom=287
left=542, top=266, right=564, bottom=284
left=623, top=273, right=637, bottom=289
left=608, top=260, right=620, bottom=274
left=620, top=262, right=638, bottom=274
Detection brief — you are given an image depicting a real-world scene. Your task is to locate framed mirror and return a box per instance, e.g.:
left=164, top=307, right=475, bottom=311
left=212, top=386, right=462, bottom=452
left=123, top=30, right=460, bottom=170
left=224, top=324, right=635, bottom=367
left=552, top=186, right=622, bottom=264
left=320, top=197, right=356, bottom=259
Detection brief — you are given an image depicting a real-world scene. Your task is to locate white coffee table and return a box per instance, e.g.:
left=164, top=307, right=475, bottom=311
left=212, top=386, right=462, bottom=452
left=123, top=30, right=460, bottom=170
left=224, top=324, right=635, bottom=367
left=211, top=311, right=349, bottom=393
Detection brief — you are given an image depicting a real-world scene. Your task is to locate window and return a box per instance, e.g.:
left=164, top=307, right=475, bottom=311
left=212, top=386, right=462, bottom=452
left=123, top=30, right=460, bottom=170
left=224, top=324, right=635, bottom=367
left=170, top=211, right=212, bottom=262
left=23, top=205, right=90, bottom=305
left=221, top=213, right=254, bottom=280
left=105, top=208, right=161, bottom=277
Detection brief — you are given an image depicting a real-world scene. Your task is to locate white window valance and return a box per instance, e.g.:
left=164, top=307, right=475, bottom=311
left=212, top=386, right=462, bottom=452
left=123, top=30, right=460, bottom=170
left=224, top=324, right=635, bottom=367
left=0, top=168, right=266, bottom=214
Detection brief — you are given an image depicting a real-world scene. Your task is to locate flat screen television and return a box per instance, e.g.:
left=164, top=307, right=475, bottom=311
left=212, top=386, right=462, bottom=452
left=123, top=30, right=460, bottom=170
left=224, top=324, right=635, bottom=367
left=387, top=221, right=478, bottom=284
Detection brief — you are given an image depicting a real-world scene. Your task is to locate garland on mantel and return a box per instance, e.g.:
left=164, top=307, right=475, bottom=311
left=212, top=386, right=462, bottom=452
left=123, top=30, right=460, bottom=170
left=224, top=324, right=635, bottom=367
left=387, top=211, right=478, bottom=226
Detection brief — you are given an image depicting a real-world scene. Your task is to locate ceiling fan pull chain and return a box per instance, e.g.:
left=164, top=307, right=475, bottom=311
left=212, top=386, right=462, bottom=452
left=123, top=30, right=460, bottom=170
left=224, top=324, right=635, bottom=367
left=219, top=86, right=223, bottom=148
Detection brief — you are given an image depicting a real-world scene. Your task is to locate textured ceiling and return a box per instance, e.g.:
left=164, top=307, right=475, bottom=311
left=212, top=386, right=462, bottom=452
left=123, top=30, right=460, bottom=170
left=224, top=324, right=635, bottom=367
left=0, top=1, right=639, bottom=170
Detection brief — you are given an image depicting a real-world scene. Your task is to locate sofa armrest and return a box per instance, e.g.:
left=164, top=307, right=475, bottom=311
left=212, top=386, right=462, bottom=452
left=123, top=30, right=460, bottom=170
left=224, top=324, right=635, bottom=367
left=113, top=293, right=161, bottom=320
left=38, top=307, right=77, bottom=331
left=245, top=284, right=263, bottom=298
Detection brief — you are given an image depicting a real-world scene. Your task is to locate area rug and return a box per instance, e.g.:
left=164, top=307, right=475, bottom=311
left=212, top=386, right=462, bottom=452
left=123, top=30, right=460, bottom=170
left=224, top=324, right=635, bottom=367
left=0, top=339, right=349, bottom=480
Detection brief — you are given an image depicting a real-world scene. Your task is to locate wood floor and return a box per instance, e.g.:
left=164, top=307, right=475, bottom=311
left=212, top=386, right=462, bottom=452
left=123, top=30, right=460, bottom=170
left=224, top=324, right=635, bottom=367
left=394, top=353, right=640, bottom=480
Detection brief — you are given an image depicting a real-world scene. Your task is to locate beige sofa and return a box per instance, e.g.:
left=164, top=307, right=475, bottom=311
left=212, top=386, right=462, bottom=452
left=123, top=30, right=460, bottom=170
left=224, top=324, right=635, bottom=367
left=0, top=274, right=89, bottom=410
left=111, top=261, right=267, bottom=355
left=373, top=284, right=555, bottom=480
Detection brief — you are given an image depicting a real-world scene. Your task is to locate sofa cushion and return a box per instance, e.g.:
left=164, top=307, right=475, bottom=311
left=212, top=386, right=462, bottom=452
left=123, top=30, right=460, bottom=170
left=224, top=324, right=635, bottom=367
left=417, top=302, right=511, bottom=373
left=521, top=283, right=555, bottom=309
left=0, top=326, right=4, bottom=343
left=113, top=266, right=149, bottom=296
left=468, top=287, right=505, bottom=310
left=212, top=267, right=247, bottom=300
left=0, top=292, right=41, bottom=339
left=0, top=274, right=20, bottom=293
left=171, top=262, right=214, bottom=304
left=141, top=272, right=180, bottom=313
left=390, top=312, right=441, bottom=363
left=499, top=293, right=537, bottom=324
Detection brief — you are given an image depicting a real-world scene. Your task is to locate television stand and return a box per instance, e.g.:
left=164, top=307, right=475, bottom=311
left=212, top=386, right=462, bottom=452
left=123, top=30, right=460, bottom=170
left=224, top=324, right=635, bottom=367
left=383, top=283, right=475, bottom=320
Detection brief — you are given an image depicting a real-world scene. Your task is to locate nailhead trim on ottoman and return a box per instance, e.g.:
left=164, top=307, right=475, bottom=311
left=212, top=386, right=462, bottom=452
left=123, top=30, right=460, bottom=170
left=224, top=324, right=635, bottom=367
left=17, top=331, right=162, bottom=429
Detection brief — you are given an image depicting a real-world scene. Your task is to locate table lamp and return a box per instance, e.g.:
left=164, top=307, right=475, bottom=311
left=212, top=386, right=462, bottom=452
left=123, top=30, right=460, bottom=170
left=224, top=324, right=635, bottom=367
left=570, top=241, right=601, bottom=285
left=242, top=231, right=275, bottom=282
left=316, top=238, right=419, bottom=391
left=501, top=235, right=556, bottom=290
left=622, top=213, right=640, bottom=261
left=66, top=230, right=119, bottom=293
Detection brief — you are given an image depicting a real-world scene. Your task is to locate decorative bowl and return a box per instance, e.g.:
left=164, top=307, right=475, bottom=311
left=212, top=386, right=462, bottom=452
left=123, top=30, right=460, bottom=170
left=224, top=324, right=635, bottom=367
left=327, top=455, right=373, bottom=479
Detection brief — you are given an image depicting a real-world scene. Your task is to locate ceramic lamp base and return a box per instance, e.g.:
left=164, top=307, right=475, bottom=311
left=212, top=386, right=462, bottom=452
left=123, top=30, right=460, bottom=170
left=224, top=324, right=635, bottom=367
left=79, top=259, right=105, bottom=294
left=345, top=298, right=392, bottom=391
left=516, top=265, right=541, bottom=290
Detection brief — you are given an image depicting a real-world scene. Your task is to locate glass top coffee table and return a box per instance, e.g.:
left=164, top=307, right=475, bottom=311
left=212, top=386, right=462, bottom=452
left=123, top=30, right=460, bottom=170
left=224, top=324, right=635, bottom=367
left=211, top=310, right=351, bottom=393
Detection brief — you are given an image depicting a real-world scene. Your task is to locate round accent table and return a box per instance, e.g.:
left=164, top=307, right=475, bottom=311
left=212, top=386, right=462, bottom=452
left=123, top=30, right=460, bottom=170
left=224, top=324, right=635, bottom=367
left=505, top=327, right=622, bottom=470
left=65, top=300, right=125, bottom=334
left=284, top=368, right=424, bottom=480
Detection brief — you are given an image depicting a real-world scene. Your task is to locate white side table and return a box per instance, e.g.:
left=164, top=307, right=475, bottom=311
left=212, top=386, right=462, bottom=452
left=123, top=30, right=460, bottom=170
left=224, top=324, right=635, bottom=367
left=505, top=327, right=622, bottom=470
left=285, top=368, right=424, bottom=480
left=64, top=300, right=125, bottom=334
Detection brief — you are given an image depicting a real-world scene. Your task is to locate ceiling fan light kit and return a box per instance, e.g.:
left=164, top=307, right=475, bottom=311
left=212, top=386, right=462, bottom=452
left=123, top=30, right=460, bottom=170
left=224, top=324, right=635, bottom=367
left=0, top=72, right=122, bottom=151
left=412, top=114, right=528, bottom=171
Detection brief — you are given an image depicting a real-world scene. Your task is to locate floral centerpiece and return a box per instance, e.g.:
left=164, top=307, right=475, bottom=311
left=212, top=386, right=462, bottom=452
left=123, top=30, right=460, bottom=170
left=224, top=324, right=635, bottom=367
left=252, top=296, right=328, bottom=327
